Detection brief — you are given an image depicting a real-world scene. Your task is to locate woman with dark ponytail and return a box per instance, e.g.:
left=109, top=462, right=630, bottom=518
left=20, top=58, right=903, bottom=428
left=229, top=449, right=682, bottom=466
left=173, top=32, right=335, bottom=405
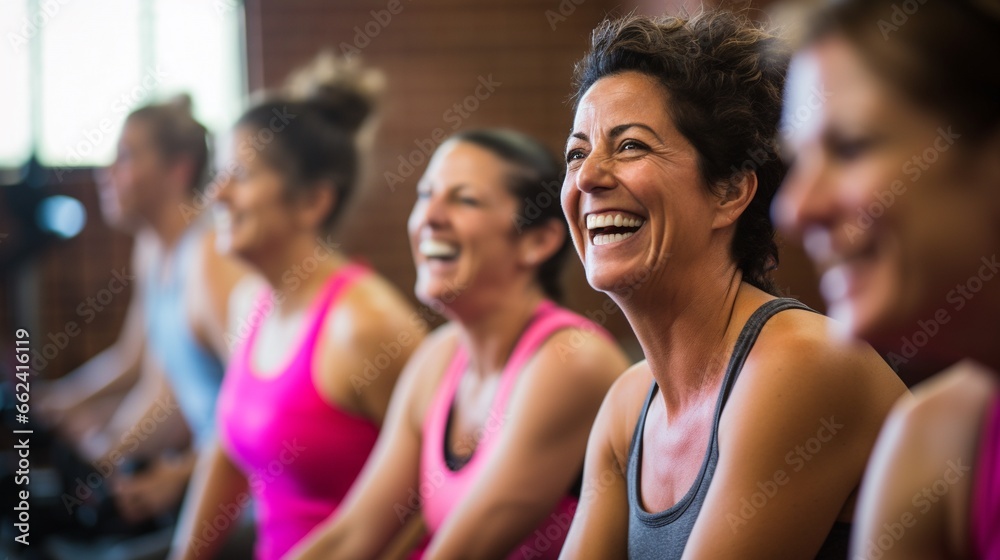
left=289, top=128, right=630, bottom=559
left=169, top=53, right=425, bottom=560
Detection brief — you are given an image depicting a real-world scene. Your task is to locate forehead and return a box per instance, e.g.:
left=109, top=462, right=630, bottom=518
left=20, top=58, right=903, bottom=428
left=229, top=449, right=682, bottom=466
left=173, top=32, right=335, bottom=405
left=423, top=140, right=510, bottom=186
left=573, top=71, right=671, bottom=130
left=782, top=37, right=892, bottom=143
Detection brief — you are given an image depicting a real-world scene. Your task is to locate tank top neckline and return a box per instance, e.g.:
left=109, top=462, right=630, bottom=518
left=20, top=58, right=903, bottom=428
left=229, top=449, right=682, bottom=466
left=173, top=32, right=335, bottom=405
left=245, top=263, right=366, bottom=381
left=630, top=297, right=811, bottom=526
left=439, top=299, right=558, bottom=472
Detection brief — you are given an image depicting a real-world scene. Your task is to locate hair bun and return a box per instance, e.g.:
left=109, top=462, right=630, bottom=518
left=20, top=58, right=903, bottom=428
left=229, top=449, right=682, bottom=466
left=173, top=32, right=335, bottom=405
left=165, top=92, right=195, bottom=115
left=282, top=50, right=385, bottom=135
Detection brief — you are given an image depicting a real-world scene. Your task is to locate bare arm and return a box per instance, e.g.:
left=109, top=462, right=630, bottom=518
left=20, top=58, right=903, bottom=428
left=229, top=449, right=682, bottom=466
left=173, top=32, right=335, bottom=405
left=559, top=366, right=649, bottom=560
left=170, top=440, right=250, bottom=560
left=424, top=329, right=629, bottom=559
left=38, top=235, right=151, bottom=423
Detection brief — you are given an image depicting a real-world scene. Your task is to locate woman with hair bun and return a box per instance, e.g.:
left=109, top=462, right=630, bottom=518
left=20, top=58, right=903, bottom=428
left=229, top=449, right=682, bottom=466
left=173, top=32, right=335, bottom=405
left=290, top=128, right=630, bottom=560
left=558, top=10, right=906, bottom=559
left=169, top=53, right=424, bottom=560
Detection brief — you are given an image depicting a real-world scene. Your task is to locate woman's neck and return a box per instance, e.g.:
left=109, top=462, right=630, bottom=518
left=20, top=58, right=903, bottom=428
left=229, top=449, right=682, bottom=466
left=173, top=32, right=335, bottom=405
left=617, top=258, right=751, bottom=418
left=452, top=285, right=548, bottom=378
left=256, top=234, right=349, bottom=314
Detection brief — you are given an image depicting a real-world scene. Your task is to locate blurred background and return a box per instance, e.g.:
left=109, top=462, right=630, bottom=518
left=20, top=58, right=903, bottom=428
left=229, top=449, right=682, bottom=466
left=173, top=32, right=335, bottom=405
left=1, top=0, right=824, bottom=378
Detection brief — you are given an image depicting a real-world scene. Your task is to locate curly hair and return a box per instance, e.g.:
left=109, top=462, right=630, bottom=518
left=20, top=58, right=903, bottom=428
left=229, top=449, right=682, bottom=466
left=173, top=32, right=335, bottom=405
left=572, top=10, right=790, bottom=294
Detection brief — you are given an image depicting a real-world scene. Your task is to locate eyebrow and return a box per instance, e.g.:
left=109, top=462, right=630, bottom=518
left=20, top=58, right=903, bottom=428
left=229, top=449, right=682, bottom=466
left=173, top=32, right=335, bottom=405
left=568, top=122, right=663, bottom=146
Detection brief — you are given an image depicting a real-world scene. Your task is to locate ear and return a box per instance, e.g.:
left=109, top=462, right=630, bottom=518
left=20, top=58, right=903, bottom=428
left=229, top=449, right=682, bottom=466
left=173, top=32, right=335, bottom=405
left=712, top=171, right=758, bottom=230
left=294, top=181, right=338, bottom=231
left=517, top=218, right=566, bottom=269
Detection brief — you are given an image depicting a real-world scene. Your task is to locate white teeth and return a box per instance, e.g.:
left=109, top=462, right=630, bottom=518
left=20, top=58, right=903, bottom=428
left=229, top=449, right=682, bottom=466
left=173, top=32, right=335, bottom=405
left=592, top=231, right=635, bottom=246
left=419, top=239, right=459, bottom=258
left=586, top=213, right=645, bottom=231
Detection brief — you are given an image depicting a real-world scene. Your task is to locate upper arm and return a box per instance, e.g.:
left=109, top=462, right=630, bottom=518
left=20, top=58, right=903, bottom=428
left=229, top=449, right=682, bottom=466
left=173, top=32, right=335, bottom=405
left=560, top=366, right=648, bottom=560
left=426, top=329, right=630, bottom=559
left=684, top=326, right=905, bottom=559
left=323, top=279, right=427, bottom=426
left=290, top=328, right=453, bottom=560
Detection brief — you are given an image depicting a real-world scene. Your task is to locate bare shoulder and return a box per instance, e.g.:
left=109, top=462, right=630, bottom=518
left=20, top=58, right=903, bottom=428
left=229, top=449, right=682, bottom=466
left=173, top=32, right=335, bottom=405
left=523, top=326, right=632, bottom=402
left=327, top=271, right=424, bottom=347
left=889, top=361, right=997, bottom=449
left=598, top=361, right=655, bottom=468
left=745, top=306, right=907, bottom=413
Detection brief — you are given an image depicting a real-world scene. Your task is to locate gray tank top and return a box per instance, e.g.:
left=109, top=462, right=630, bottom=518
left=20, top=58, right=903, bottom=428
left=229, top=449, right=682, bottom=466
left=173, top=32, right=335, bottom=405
left=626, top=298, right=852, bottom=559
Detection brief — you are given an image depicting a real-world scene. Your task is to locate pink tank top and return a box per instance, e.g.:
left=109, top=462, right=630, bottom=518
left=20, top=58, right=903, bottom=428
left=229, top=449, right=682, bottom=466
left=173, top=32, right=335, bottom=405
left=419, top=300, right=611, bottom=559
left=972, top=393, right=1000, bottom=560
left=217, top=264, right=380, bottom=560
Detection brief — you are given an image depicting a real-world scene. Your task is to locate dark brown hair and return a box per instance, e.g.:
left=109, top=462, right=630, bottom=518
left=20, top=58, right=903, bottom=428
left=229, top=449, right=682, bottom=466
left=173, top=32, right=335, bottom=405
left=807, top=0, right=1000, bottom=143
left=572, top=10, right=790, bottom=294
left=237, top=53, right=384, bottom=231
left=452, top=129, right=570, bottom=301
left=127, top=94, right=209, bottom=192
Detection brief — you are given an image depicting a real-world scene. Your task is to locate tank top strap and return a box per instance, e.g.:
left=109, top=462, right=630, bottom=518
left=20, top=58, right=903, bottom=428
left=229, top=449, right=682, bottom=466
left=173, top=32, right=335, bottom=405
left=492, top=300, right=609, bottom=408
left=235, top=263, right=368, bottom=373
left=298, top=263, right=369, bottom=349
left=715, top=298, right=815, bottom=413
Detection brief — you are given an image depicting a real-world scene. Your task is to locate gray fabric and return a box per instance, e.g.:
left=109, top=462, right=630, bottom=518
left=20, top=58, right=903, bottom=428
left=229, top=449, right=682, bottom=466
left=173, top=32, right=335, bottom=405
left=626, top=298, right=851, bottom=559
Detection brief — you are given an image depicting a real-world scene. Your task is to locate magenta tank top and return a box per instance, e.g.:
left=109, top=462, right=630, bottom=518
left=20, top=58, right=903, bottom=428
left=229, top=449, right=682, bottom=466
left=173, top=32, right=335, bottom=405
left=419, top=300, right=611, bottom=559
left=217, top=264, right=380, bottom=560
left=972, top=392, right=1000, bottom=560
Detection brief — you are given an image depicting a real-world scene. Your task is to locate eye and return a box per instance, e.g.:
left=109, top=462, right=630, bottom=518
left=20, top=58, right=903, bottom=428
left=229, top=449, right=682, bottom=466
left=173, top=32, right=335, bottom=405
left=620, top=139, right=647, bottom=153
left=831, top=137, right=874, bottom=162
left=565, top=148, right=586, bottom=163
left=458, top=196, right=480, bottom=206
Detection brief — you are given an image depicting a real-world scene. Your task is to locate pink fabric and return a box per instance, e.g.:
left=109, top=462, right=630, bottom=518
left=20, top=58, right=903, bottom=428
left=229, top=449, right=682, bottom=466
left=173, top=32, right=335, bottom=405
left=972, top=392, right=1000, bottom=560
left=217, top=264, right=379, bottom=560
left=419, top=301, right=610, bottom=559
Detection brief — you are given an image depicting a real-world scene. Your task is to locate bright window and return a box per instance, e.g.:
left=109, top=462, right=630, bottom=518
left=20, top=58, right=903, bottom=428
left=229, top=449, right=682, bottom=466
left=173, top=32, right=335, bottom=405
left=2, top=0, right=246, bottom=168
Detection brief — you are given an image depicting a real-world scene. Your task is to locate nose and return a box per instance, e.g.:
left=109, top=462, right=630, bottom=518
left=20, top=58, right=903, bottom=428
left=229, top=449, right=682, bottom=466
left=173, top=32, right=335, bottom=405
left=773, top=155, right=838, bottom=241
left=573, top=152, right=616, bottom=194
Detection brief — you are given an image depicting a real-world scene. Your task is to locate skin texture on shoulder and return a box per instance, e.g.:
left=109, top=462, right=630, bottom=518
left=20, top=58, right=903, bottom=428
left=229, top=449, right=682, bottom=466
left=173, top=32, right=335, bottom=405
left=682, top=304, right=905, bottom=559
left=851, top=361, right=998, bottom=560
left=312, top=269, right=427, bottom=425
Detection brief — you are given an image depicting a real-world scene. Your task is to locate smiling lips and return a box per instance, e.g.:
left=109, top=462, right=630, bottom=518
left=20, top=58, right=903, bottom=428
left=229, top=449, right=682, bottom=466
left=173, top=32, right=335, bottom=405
left=419, top=238, right=460, bottom=260
left=586, top=211, right=646, bottom=246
